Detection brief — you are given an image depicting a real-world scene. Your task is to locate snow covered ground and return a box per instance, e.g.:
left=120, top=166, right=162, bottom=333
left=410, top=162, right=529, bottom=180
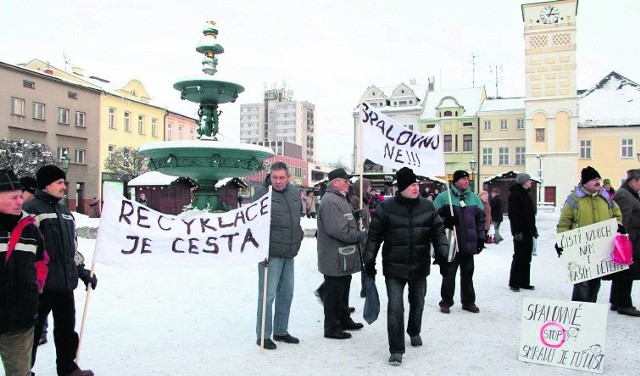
left=28, top=210, right=639, bottom=376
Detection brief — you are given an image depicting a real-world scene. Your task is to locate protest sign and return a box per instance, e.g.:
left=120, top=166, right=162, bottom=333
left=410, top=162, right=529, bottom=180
left=93, top=188, right=271, bottom=269
left=519, top=297, right=607, bottom=373
left=556, top=218, right=628, bottom=284
left=360, top=103, right=445, bottom=177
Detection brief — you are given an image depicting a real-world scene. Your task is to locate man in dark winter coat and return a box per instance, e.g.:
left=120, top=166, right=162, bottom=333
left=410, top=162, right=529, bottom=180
left=489, top=188, right=504, bottom=244
left=317, top=168, right=367, bottom=340
left=253, top=162, right=304, bottom=350
left=0, top=169, right=48, bottom=376
left=364, top=167, right=449, bottom=366
left=507, top=173, right=538, bottom=292
left=608, top=169, right=640, bottom=316
left=24, top=165, right=96, bottom=376
left=433, top=170, right=486, bottom=314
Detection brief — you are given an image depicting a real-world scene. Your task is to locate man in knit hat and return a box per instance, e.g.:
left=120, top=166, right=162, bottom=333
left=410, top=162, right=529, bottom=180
left=24, top=165, right=96, bottom=376
left=364, top=167, right=449, bottom=366
left=507, top=173, right=538, bottom=292
left=0, top=169, right=48, bottom=376
left=19, top=176, right=38, bottom=202
left=556, top=166, right=624, bottom=303
left=433, top=170, right=486, bottom=314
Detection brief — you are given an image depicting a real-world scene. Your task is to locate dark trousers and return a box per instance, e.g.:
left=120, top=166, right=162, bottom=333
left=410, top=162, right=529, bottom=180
left=32, top=291, right=80, bottom=375
left=609, top=280, right=634, bottom=308
left=323, top=275, right=352, bottom=334
left=440, top=253, right=475, bottom=307
left=509, top=237, right=533, bottom=288
left=386, top=277, right=426, bottom=354
left=572, top=279, right=601, bottom=302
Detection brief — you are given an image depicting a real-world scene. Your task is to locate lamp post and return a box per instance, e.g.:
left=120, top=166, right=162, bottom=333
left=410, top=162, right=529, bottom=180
left=536, top=154, right=544, bottom=203
left=61, top=155, right=70, bottom=206
left=637, top=151, right=640, bottom=162
left=469, top=158, right=477, bottom=192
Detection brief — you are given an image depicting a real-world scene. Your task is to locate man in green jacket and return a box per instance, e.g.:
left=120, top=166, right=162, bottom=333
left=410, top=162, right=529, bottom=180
left=556, top=166, right=623, bottom=302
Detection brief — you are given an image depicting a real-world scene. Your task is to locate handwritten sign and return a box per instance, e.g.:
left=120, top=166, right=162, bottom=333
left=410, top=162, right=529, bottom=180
left=360, top=103, right=445, bottom=177
left=556, top=218, right=628, bottom=284
left=519, top=298, right=607, bottom=373
left=93, top=188, right=271, bottom=269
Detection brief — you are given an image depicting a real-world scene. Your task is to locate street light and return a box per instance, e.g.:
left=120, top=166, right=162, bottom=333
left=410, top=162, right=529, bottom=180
left=536, top=154, right=544, bottom=203
left=61, top=155, right=70, bottom=206
left=637, top=151, right=640, bottom=162
left=469, top=158, right=477, bottom=192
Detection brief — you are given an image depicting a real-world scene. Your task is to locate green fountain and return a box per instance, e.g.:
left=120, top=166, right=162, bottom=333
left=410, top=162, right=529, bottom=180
left=139, top=21, right=274, bottom=211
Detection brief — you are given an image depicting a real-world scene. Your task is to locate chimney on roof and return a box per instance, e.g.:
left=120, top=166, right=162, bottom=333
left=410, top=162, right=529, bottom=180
left=72, top=66, right=84, bottom=76
left=428, top=76, right=435, bottom=92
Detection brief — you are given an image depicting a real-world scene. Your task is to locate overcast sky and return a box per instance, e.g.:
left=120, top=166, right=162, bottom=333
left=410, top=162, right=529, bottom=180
left=2, top=0, right=639, bottom=167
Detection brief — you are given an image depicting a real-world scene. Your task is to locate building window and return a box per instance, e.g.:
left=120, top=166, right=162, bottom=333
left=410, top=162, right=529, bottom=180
left=517, top=118, right=525, bottom=129
left=500, top=119, right=508, bottom=130
left=482, top=148, right=493, bottom=165
left=32, top=102, right=45, bottom=120
left=535, top=129, right=545, bottom=142
left=515, top=146, right=526, bottom=165
left=580, top=140, right=592, bottom=159
left=109, top=108, right=116, bottom=129
left=151, top=118, right=158, bottom=137
left=463, top=122, right=473, bottom=127
left=68, top=92, right=78, bottom=100
left=23, top=80, right=35, bottom=89
left=444, top=135, right=452, bottom=152
left=190, top=128, right=195, bottom=140
left=107, top=145, right=116, bottom=167
left=499, top=147, right=510, bottom=165
left=124, top=112, right=131, bottom=132
left=138, top=115, right=144, bottom=134
left=463, top=134, right=472, bottom=152
left=621, top=138, right=634, bottom=158
left=57, top=108, right=69, bottom=124
left=75, top=149, right=85, bottom=164
left=443, top=111, right=453, bottom=117
left=11, top=97, right=25, bottom=116
left=167, top=123, right=172, bottom=141
left=75, top=111, right=86, bottom=127
left=58, top=147, right=69, bottom=161
left=426, top=124, right=436, bottom=129
left=178, top=126, right=183, bottom=140
left=484, top=120, right=491, bottom=131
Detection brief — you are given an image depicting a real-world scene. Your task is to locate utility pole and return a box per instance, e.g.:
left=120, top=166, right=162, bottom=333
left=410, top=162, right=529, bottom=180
left=470, top=51, right=479, bottom=88
left=489, top=64, right=503, bottom=98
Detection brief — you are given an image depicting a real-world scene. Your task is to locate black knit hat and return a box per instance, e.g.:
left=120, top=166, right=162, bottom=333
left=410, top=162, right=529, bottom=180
left=396, top=167, right=418, bottom=192
left=580, top=166, right=601, bottom=185
left=453, top=170, right=469, bottom=184
left=328, top=168, right=349, bottom=181
left=37, top=165, right=66, bottom=189
left=0, top=169, right=22, bottom=192
left=19, top=176, right=37, bottom=194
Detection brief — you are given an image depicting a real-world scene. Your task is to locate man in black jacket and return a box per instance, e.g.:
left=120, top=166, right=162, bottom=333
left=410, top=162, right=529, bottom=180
left=507, top=173, right=538, bottom=292
left=24, top=165, right=96, bottom=376
left=364, top=167, right=449, bottom=366
left=489, top=188, right=504, bottom=244
left=0, top=169, right=48, bottom=376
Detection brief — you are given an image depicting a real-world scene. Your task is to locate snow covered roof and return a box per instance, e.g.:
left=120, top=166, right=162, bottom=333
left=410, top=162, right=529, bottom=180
left=421, top=87, right=486, bottom=120
left=483, top=170, right=541, bottom=183
left=578, top=71, right=640, bottom=127
left=478, top=97, right=525, bottom=113
left=128, top=171, right=182, bottom=186
left=369, top=82, right=430, bottom=101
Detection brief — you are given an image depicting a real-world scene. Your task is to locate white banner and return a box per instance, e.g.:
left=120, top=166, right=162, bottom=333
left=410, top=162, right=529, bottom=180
left=93, top=188, right=271, bottom=269
left=360, top=102, right=445, bottom=177
left=519, top=297, right=607, bottom=373
left=556, top=218, right=628, bottom=284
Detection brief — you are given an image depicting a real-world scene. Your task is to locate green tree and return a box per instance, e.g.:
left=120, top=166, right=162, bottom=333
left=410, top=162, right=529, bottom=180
left=0, top=138, right=58, bottom=177
left=104, top=146, right=149, bottom=183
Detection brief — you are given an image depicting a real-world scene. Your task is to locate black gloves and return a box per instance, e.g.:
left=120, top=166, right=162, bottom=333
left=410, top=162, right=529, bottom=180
left=618, top=224, right=627, bottom=234
left=442, top=214, right=457, bottom=229
left=433, top=254, right=449, bottom=276
left=77, top=266, right=97, bottom=290
left=554, top=243, right=563, bottom=258
left=354, top=209, right=367, bottom=220
left=533, top=231, right=539, bottom=239
left=356, top=230, right=368, bottom=243
left=514, top=233, right=524, bottom=241
left=364, top=263, right=377, bottom=277
left=476, top=238, right=485, bottom=254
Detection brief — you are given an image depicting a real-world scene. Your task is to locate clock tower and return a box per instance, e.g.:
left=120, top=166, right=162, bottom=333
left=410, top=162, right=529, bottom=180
left=522, top=0, right=579, bottom=204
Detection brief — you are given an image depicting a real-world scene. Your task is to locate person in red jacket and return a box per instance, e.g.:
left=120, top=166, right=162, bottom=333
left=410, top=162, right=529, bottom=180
left=0, top=169, right=48, bottom=376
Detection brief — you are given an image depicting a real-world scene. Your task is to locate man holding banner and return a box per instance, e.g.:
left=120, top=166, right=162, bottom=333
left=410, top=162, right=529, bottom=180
left=434, top=170, right=486, bottom=314
left=556, top=166, right=623, bottom=302
left=253, top=162, right=304, bottom=350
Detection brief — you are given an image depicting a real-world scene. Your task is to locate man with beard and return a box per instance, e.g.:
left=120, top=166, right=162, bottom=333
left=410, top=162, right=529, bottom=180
left=507, top=173, right=538, bottom=292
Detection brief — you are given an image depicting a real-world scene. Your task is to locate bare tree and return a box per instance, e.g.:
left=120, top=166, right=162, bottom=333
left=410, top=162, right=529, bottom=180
left=104, top=146, right=149, bottom=183
left=0, top=138, right=58, bottom=177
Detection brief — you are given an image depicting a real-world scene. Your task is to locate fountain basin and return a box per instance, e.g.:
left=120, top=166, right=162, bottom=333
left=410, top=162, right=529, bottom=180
left=173, top=78, right=244, bottom=104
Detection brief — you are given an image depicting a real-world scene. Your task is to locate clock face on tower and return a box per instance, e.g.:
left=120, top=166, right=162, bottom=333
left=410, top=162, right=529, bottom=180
left=540, top=5, right=560, bottom=24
